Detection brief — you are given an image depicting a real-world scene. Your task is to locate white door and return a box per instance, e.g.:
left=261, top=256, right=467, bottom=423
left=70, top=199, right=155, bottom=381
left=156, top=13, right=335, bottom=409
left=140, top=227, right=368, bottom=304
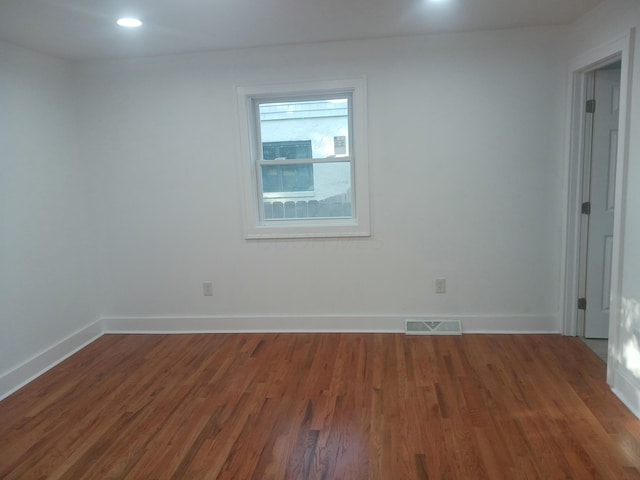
left=584, top=66, right=621, bottom=339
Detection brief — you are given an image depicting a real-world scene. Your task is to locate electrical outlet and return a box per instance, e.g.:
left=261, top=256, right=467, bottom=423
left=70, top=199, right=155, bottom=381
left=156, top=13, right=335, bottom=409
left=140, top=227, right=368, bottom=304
left=435, top=278, right=446, bottom=294
left=203, top=282, right=213, bottom=296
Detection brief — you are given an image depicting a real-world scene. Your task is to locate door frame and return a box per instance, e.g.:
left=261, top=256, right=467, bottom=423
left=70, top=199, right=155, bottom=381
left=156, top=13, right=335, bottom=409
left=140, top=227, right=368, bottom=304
left=561, top=29, right=634, bottom=385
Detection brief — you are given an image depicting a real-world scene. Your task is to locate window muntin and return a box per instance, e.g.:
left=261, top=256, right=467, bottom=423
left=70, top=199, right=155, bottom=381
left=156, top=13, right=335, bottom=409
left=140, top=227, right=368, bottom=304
left=237, top=78, right=369, bottom=239
left=262, top=141, right=314, bottom=193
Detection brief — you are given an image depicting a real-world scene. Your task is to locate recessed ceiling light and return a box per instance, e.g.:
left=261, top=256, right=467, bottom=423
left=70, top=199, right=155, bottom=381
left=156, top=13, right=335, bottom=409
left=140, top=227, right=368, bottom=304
left=117, top=17, right=143, bottom=28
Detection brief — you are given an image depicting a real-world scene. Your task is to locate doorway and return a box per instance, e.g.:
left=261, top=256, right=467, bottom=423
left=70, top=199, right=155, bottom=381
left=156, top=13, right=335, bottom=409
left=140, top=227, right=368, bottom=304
left=578, top=60, right=622, bottom=361
left=563, top=31, right=632, bottom=382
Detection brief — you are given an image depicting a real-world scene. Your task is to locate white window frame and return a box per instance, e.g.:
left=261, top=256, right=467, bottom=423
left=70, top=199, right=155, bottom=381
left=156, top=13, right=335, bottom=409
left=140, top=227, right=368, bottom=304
left=236, top=77, right=370, bottom=239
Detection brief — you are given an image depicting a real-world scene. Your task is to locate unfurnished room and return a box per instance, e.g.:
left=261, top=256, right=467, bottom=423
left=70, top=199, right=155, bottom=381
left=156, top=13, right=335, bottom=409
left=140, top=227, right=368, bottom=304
left=1, top=0, right=640, bottom=478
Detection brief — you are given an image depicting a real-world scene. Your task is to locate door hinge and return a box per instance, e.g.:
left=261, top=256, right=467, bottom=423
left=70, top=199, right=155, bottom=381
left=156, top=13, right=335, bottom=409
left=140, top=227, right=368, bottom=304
left=578, top=297, right=587, bottom=310
left=586, top=99, right=596, bottom=113
left=581, top=201, right=591, bottom=215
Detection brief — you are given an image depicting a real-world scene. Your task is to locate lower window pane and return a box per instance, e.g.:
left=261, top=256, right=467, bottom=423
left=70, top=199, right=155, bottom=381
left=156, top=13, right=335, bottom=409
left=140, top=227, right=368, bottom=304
left=262, top=164, right=314, bottom=192
left=262, top=163, right=352, bottom=219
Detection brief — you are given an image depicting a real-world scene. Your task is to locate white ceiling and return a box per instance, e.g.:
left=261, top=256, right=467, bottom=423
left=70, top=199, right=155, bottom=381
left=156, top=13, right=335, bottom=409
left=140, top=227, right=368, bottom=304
left=0, top=0, right=602, bottom=61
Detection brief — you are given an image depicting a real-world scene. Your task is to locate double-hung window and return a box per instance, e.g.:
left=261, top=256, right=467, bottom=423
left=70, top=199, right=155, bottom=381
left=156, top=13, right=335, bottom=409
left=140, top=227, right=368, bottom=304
left=237, top=78, right=370, bottom=239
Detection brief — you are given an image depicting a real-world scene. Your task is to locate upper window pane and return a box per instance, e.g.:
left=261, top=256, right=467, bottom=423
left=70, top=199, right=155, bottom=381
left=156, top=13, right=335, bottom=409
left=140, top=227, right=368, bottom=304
left=258, top=98, right=350, bottom=158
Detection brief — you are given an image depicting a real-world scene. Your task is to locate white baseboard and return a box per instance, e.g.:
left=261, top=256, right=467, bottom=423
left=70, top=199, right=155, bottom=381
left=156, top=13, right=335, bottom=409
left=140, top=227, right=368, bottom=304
left=0, top=320, right=103, bottom=401
left=102, top=314, right=560, bottom=334
left=103, top=315, right=405, bottom=333
left=458, top=314, right=560, bottom=334
left=612, top=368, right=640, bottom=419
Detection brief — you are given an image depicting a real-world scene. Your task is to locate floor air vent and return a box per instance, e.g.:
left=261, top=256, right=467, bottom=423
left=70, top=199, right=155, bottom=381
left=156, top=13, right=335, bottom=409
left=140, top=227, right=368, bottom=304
left=405, top=319, right=462, bottom=335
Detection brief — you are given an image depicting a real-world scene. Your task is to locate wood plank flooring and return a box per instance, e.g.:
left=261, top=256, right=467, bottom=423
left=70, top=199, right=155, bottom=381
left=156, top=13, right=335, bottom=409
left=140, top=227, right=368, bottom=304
left=1, top=334, right=639, bottom=479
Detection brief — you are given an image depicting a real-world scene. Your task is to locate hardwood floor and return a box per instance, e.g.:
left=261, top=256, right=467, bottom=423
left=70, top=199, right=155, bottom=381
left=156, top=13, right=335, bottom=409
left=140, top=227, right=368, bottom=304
left=1, top=334, right=639, bottom=479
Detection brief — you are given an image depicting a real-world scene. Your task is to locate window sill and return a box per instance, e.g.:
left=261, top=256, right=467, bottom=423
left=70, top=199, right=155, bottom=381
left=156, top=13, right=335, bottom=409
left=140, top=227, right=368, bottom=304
left=245, top=219, right=370, bottom=239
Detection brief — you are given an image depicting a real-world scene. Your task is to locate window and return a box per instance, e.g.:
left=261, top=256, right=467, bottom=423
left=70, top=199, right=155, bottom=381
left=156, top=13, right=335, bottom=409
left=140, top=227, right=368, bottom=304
left=237, top=78, right=370, bottom=239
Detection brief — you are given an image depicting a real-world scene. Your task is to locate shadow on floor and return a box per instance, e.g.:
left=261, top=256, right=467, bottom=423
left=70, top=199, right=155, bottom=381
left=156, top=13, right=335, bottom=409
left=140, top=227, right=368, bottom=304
left=581, top=337, right=608, bottom=363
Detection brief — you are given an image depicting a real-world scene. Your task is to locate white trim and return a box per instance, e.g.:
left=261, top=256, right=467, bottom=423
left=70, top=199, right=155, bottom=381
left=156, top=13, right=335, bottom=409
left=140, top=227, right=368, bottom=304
left=561, top=30, right=633, bottom=366
left=561, top=66, right=589, bottom=337
left=611, top=369, right=640, bottom=419
left=101, top=314, right=558, bottom=335
left=607, top=29, right=634, bottom=388
left=0, top=320, right=103, bottom=401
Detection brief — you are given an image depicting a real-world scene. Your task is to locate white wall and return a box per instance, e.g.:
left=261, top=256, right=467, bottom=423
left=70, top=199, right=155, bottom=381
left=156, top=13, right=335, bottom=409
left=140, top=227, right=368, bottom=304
left=0, top=41, right=100, bottom=396
left=76, top=27, right=568, bottom=332
left=568, top=0, right=640, bottom=416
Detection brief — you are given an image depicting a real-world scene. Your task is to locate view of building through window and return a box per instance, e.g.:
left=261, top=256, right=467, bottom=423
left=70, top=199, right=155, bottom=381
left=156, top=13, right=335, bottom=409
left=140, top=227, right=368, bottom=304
left=258, top=98, right=352, bottom=219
